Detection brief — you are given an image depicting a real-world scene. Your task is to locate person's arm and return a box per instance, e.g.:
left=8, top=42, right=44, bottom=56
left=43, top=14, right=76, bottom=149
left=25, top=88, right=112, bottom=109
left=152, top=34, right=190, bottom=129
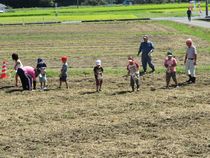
left=101, top=67, right=104, bottom=76
left=15, top=73, right=18, bottom=87
left=194, top=54, right=197, bottom=65
left=148, top=42, right=154, bottom=57
left=127, top=65, right=130, bottom=76
left=164, top=59, right=168, bottom=68
left=173, top=58, right=177, bottom=67
left=93, top=67, right=97, bottom=76
left=33, top=80, right=36, bottom=90
left=184, top=53, right=187, bottom=64
left=137, top=43, right=142, bottom=56
left=136, top=63, right=140, bottom=71
left=194, top=47, right=197, bottom=65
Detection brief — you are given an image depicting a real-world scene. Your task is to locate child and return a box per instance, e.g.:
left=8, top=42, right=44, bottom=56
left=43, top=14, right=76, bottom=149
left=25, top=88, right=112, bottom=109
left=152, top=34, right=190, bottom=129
left=164, top=51, right=178, bottom=88
left=59, top=56, right=69, bottom=89
left=127, top=59, right=140, bottom=92
left=36, top=58, right=47, bottom=90
left=93, top=60, right=103, bottom=92
left=12, top=53, right=23, bottom=87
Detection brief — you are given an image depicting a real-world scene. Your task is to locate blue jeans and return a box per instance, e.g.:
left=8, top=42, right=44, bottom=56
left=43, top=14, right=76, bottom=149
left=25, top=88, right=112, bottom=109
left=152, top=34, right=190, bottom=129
left=141, top=55, right=155, bottom=72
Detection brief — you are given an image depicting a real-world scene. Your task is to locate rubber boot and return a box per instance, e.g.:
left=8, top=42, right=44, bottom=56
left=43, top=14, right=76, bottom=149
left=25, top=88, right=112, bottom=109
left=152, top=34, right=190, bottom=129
left=132, top=86, right=135, bottom=92
left=192, top=77, right=196, bottom=83
left=187, top=75, right=192, bottom=83
left=137, top=84, right=140, bottom=91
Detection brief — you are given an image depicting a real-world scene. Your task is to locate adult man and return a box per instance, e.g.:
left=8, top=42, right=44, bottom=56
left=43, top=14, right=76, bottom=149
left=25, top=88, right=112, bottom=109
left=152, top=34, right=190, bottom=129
left=184, top=38, right=197, bottom=83
left=137, top=35, right=155, bottom=73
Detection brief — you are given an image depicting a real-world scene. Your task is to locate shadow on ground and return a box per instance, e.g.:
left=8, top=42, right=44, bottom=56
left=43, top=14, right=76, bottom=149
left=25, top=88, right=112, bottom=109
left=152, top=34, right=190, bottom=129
left=0, top=86, right=15, bottom=90
left=111, top=90, right=132, bottom=95
left=80, top=91, right=97, bottom=95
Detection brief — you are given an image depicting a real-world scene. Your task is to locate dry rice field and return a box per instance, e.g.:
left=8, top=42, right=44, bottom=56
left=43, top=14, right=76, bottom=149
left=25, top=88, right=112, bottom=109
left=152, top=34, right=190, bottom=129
left=0, top=21, right=210, bottom=157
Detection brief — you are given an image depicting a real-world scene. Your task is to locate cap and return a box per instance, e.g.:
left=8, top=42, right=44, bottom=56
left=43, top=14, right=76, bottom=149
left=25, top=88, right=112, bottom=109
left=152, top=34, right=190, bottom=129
left=61, top=56, right=68, bottom=62
left=167, top=51, right=173, bottom=57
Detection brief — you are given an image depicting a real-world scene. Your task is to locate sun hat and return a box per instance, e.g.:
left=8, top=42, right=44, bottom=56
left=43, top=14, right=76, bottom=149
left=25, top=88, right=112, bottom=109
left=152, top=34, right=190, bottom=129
left=96, top=60, right=101, bottom=66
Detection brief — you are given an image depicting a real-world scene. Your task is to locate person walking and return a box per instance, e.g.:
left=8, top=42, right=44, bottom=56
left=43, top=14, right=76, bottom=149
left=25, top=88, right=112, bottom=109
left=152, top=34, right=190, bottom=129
left=137, top=35, right=155, bottom=74
left=127, top=59, right=140, bottom=92
left=187, top=7, right=192, bottom=22
left=184, top=38, right=197, bottom=83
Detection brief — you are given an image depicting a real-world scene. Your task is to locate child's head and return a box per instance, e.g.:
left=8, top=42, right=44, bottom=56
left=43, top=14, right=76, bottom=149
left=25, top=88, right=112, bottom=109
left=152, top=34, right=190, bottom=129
left=186, top=38, right=192, bottom=47
left=37, top=58, right=43, bottom=64
left=61, top=56, right=68, bottom=63
left=167, top=51, right=173, bottom=59
left=128, top=56, right=134, bottom=61
left=128, top=59, right=134, bottom=65
left=12, top=53, right=19, bottom=61
left=96, top=60, right=101, bottom=67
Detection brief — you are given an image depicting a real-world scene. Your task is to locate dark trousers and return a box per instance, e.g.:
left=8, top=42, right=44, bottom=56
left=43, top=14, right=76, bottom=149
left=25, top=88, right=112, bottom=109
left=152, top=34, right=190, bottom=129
left=141, top=55, right=155, bottom=72
left=17, top=69, right=32, bottom=90
left=187, top=15, right=191, bottom=21
left=95, top=78, right=103, bottom=86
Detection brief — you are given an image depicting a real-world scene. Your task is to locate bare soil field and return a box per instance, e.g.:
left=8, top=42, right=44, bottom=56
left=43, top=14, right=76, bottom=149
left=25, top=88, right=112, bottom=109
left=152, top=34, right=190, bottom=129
left=0, top=21, right=210, bottom=157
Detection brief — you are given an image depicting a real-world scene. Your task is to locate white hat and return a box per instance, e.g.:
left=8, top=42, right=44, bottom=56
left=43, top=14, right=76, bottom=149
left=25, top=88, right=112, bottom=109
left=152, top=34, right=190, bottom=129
left=96, top=60, right=101, bottom=66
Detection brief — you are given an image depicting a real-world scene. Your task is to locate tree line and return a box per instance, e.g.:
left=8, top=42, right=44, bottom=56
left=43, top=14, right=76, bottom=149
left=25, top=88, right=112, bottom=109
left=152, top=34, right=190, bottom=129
left=0, top=0, right=190, bottom=8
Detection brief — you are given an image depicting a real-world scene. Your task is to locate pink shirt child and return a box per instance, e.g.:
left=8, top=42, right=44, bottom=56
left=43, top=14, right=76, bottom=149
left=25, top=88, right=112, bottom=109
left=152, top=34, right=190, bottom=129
left=22, top=66, right=36, bottom=80
left=164, top=57, right=177, bottom=73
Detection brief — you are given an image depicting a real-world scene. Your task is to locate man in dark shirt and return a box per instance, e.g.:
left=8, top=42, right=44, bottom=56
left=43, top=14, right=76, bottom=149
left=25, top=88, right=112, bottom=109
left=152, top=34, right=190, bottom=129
left=137, top=35, right=155, bottom=73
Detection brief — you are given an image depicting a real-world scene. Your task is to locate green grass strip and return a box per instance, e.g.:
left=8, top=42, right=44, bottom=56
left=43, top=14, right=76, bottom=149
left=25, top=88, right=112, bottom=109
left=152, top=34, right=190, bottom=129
left=157, top=21, right=210, bottom=42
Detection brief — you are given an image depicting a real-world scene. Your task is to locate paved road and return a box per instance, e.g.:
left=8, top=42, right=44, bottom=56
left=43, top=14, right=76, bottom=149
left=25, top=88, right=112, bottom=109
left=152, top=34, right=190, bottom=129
left=152, top=16, right=210, bottom=29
